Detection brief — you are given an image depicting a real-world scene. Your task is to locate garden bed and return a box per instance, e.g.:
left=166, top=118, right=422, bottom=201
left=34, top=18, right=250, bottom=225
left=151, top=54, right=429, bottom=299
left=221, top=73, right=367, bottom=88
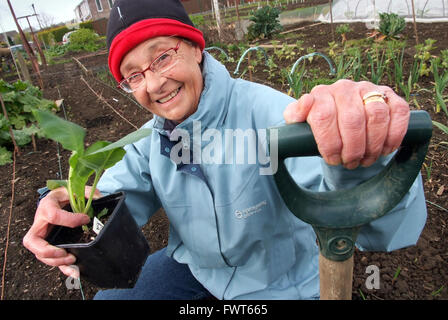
left=0, top=21, right=447, bottom=300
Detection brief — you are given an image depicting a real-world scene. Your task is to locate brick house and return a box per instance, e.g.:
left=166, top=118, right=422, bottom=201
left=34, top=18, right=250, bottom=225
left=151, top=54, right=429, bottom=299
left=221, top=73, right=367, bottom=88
left=75, top=0, right=115, bottom=22
left=181, top=0, right=213, bottom=14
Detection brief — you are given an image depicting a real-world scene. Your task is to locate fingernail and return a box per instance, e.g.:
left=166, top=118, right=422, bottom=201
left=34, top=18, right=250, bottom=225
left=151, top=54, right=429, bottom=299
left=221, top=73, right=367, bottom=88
left=283, top=108, right=297, bottom=123
left=55, top=249, right=67, bottom=258
left=81, top=214, right=90, bottom=223
left=361, top=157, right=377, bottom=167
left=327, top=155, right=342, bottom=166
left=382, top=147, right=393, bottom=156
left=345, top=160, right=360, bottom=170
left=66, top=254, right=76, bottom=265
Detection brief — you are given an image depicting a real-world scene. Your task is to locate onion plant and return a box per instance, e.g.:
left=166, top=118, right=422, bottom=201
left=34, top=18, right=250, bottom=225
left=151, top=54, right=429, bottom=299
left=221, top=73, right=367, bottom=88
left=432, top=59, right=448, bottom=115
left=366, top=48, right=386, bottom=85
left=392, top=48, right=421, bottom=102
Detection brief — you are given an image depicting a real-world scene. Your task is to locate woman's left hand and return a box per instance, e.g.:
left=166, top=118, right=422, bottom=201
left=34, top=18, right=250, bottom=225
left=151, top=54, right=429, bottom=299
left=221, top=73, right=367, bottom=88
left=283, top=79, right=410, bottom=169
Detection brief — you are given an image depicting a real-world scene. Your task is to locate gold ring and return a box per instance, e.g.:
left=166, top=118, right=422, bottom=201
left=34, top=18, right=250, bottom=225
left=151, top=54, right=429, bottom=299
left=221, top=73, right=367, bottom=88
left=362, top=91, right=387, bottom=105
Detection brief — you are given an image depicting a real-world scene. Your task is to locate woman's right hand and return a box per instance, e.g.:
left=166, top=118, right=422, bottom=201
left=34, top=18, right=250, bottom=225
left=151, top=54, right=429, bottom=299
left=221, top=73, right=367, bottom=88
left=22, top=186, right=101, bottom=278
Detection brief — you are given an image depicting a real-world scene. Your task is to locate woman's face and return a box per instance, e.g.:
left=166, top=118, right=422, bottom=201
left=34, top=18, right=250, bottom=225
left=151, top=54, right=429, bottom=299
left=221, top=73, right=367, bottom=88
left=119, top=36, right=204, bottom=123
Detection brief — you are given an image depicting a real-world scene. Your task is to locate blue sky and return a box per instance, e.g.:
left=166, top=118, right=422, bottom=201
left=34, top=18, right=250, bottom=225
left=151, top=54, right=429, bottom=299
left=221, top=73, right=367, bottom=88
left=0, top=0, right=82, bottom=33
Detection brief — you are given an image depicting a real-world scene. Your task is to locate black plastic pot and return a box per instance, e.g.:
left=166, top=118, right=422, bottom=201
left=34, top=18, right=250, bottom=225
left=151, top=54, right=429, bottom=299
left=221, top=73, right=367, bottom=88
left=46, top=192, right=150, bottom=288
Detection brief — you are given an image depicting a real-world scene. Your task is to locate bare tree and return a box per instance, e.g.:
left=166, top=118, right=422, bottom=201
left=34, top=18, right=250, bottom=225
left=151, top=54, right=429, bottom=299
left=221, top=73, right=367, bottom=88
left=212, top=0, right=222, bottom=40
left=39, top=12, right=56, bottom=29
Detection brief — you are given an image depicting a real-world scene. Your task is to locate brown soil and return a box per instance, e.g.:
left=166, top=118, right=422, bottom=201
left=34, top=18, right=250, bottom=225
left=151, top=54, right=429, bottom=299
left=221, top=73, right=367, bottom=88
left=0, top=21, right=447, bottom=300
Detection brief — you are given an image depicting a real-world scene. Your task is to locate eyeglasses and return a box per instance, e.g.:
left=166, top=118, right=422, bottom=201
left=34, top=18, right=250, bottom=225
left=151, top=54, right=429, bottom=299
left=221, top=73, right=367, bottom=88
left=118, top=40, right=182, bottom=93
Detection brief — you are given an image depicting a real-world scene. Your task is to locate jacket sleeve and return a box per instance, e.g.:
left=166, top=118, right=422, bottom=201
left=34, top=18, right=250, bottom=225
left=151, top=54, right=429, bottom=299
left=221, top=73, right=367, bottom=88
left=319, top=153, right=427, bottom=251
left=96, top=131, right=161, bottom=228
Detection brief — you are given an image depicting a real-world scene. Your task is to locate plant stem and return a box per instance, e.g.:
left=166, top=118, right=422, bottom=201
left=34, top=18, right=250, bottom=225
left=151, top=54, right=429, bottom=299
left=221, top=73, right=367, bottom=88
left=67, top=165, right=79, bottom=213
left=84, top=171, right=102, bottom=217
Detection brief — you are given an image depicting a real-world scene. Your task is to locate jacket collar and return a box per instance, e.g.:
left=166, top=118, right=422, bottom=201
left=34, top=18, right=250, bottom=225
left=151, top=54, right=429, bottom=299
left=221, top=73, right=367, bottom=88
left=152, top=52, right=231, bottom=137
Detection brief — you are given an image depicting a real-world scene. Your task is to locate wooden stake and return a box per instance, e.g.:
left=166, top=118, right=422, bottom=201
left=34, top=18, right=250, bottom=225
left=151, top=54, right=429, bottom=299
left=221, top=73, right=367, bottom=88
left=31, top=134, right=37, bottom=152
left=410, top=0, right=419, bottom=45
left=15, top=51, right=31, bottom=83
left=248, top=51, right=253, bottom=82
left=329, top=0, right=335, bottom=42
left=319, top=254, right=353, bottom=300
left=6, top=0, right=41, bottom=86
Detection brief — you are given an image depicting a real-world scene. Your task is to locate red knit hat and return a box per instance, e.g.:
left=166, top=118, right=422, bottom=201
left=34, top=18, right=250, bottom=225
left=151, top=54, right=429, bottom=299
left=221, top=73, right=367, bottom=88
left=106, top=0, right=205, bottom=83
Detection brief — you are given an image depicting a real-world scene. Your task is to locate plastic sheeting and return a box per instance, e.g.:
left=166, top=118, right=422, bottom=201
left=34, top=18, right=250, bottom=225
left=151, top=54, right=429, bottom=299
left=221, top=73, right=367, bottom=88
left=318, top=0, right=448, bottom=25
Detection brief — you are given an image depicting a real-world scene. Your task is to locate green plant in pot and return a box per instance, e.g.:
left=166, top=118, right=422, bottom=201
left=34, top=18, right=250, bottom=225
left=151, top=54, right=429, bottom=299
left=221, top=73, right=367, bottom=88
left=33, top=109, right=152, bottom=288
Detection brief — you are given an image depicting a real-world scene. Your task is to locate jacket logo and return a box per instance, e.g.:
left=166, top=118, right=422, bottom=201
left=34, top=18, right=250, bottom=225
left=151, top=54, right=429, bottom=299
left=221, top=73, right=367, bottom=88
left=235, top=200, right=267, bottom=219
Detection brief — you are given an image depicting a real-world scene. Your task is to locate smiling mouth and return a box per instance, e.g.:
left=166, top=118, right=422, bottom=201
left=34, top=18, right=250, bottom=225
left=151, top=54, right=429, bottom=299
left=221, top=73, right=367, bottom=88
left=157, top=87, right=181, bottom=104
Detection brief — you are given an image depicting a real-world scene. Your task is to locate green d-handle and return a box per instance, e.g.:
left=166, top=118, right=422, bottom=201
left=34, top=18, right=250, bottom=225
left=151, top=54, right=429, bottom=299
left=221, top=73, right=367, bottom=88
left=268, top=110, right=432, bottom=261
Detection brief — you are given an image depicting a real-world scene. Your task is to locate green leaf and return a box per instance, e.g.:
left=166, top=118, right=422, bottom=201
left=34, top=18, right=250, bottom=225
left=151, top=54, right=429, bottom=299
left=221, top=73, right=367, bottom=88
left=18, top=94, right=41, bottom=111
left=1, top=91, right=17, bottom=103
left=0, top=79, right=14, bottom=93
left=0, top=114, right=9, bottom=128
left=9, top=115, right=26, bottom=130
left=13, top=80, right=30, bottom=92
left=32, top=109, right=86, bottom=153
left=432, top=120, right=448, bottom=135
left=80, top=141, right=126, bottom=172
left=69, top=152, right=95, bottom=213
left=436, top=90, right=448, bottom=116
left=0, top=146, right=12, bottom=166
left=81, top=147, right=126, bottom=172
left=96, top=208, right=109, bottom=219
left=87, top=128, right=152, bottom=156
left=11, top=129, right=32, bottom=146
left=47, top=180, right=68, bottom=190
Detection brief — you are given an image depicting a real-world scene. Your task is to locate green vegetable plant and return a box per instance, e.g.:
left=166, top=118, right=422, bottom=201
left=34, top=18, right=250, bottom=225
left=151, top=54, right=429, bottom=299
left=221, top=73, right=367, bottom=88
left=263, top=56, right=279, bottom=82
left=67, top=28, right=103, bottom=53
left=0, top=80, right=58, bottom=165
left=286, top=63, right=307, bottom=98
left=247, top=6, right=283, bottom=41
left=415, top=39, right=437, bottom=77
left=432, top=120, right=448, bottom=148
left=431, top=59, right=448, bottom=115
left=335, top=24, right=352, bottom=43
left=32, top=109, right=152, bottom=229
left=365, top=48, right=386, bottom=84
left=440, top=49, right=448, bottom=69
left=392, top=48, right=421, bottom=102
left=378, top=12, right=406, bottom=40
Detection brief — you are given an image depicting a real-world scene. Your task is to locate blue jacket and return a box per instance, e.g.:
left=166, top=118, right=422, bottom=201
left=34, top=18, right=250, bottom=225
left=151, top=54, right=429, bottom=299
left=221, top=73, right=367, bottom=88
left=97, top=53, right=427, bottom=299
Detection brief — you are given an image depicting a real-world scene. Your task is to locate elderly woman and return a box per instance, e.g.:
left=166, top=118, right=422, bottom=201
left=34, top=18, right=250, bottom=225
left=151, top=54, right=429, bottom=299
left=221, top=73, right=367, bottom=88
left=23, top=0, right=426, bottom=300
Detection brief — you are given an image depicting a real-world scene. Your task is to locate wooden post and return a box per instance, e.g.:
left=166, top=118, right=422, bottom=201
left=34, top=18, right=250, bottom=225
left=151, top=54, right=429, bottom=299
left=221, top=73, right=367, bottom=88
left=319, top=254, right=353, bottom=300
left=23, top=15, right=47, bottom=68
left=248, top=51, right=253, bottom=82
left=410, top=0, right=419, bottom=45
left=15, top=51, right=32, bottom=83
left=235, top=0, right=241, bottom=25
left=6, top=0, right=40, bottom=79
left=329, top=0, right=335, bottom=42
